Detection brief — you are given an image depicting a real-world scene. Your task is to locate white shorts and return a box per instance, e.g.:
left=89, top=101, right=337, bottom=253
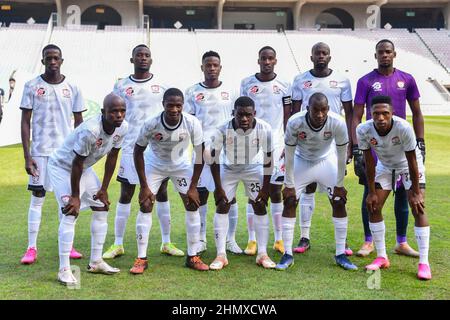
left=197, top=165, right=215, bottom=192
left=117, top=153, right=139, bottom=185
left=27, top=156, right=52, bottom=192
left=221, top=166, right=263, bottom=201
left=270, top=146, right=285, bottom=185
left=47, top=161, right=105, bottom=211
left=293, top=154, right=337, bottom=200
left=375, top=164, right=426, bottom=191
left=145, top=162, right=193, bottom=195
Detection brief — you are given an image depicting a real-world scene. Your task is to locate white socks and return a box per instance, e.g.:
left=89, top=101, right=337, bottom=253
left=90, top=211, right=108, bottom=263
left=199, top=204, right=208, bottom=242
left=156, top=200, right=171, bottom=244
left=58, top=215, right=76, bottom=270
left=369, top=221, right=387, bottom=258
left=300, top=193, right=315, bottom=240
left=247, top=203, right=256, bottom=241
left=227, top=203, right=238, bottom=242
left=136, top=211, right=152, bottom=258
left=28, top=195, right=45, bottom=249
left=415, top=226, right=430, bottom=265
left=254, top=214, right=269, bottom=255
left=270, top=202, right=283, bottom=242
left=282, top=217, right=296, bottom=256
left=214, top=213, right=229, bottom=256
left=186, top=210, right=201, bottom=256
left=114, top=202, right=131, bottom=246
left=333, top=217, right=348, bottom=256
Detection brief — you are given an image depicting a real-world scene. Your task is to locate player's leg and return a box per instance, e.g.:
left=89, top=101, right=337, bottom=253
left=226, top=197, right=242, bottom=254
left=294, top=183, right=316, bottom=254
left=198, top=188, right=209, bottom=253
left=269, top=183, right=284, bottom=254
left=357, top=182, right=375, bottom=257
left=157, top=179, right=184, bottom=256
left=244, top=199, right=257, bottom=255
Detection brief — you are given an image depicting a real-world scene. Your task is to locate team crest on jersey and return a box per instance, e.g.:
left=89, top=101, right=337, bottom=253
left=62, top=89, right=71, bottom=98
left=250, top=86, right=259, bottom=94
left=195, top=93, right=205, bottom=101
left=397, top=81, right=405, bottom=89
left=36, top=88, right=46, bottom=96
left=151, top=85, right=160, bottom=93
left=329, top=81, right=338, bottom=88
left=95, top=138, right=103, bottom=148
left=303, top=81, right=312, bottom=89
left=113, top=134, right=121, bottom=143
left=154, top=133, right=164, bottom=141
left=273, top=85, right=280, bottom=94
left=324, top=131, right=332, bottom=140
left=221, top=92, right=229, bottom=100
left=391, top=136, right=401, bottom=145
left=298, top=131, right=307, bottom=140
left=370, top=137, right=378, bottom=146
left=372, top=82, right=382, bottom=92
left=125, top=87, right=134, bottom=96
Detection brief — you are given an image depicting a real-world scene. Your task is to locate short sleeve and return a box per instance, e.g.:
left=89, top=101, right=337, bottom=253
left=291, top=76, right=303, bottom=101
left=406, top=75, right=420, bottom=101
left=71, top=85, right=86, bottom=113
left=284, top=119, right=297, bottom=147
left=191, top=117, right=203, bottom=147
left=73, top=129, right=95, bottom=157
left=356, top=124, right=370, bottom=150
left=135, top=119, right=153, bottom=148
left=341, top=78, right=353, bottom=102
left=334, top=119, right=349, bottom=146
left=354, top=77, right=368, bottom=106
left=20, top=82, right=33, bottom=110
left=401, top=123, right=417, bottom=152
left=282, top=82, right=292, bottom=106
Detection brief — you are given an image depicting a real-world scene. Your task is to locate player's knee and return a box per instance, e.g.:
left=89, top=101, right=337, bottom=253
left=217, top=202, right=231, bottom=214
left=119, top=183, right=135, bottom=203
left=155, top=184, right=168, bottom=202
left=198, top=189, right=209, bottom=206
left=230, top=197, right=237, bottom=204
left=269, top=187, right=282, bottom=202
left=185, top=202, right=199, bottom=212
left=140, top=202, right=153, bottom=214
left=283, top=196, right=297, bottom=209
left=250, top=201, right=266, bottom=215
left=32, top=190, right=46, bottom=198
left=305, top=183, right=317, bottom=194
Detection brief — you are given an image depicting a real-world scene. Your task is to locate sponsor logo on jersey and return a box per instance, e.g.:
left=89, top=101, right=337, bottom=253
left=273, top=85, right=280, bottom=94
left=397, top=81, right=405, bottom=89
left=298, top=131, right=307, bottom=140
left=36, top=88, right=46, bottom=96
left=250, top=85, right=259, bottom=94
left=324, top=131, right=332, bottom=140
left=329, top=80, right=338, bottom=88
left=391, top=136, right=401, bottom=145
left=151, top=85, right=160, bottom=93
left=221, top=92, right=229, bottom=100
left=125, top=87, right=134, bottom=96
left=113, top=134, right=121, bottom=143
left=370, top=137, right=378, bottom=146
left=372, top=82, right=382, bottom=92
left=154, top=133, right=163, bottom=141
left=195, top=93, right=205, bottom=101
left=62, top=89, right=71, bottom=98
left=95, top=138, right=103, bottom=148
left=303, top=81, right=312, bottom=89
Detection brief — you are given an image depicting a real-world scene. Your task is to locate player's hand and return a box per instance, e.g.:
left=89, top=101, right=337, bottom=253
left=332, top=186, right=347, bottom=204
left=214, top=187, right=229, bottom=206
left=187, top=185, right=200, bottom=208
left=282, top=187, right=296, bottom=200
left=346, top=144, right=353, bottom=164
left=63, top=196, right=80, bottom=217
left=352, top=145, right=365, bottom=178
left=365, top=192, right=379, bottom=214
left=408, top=191, right=425, bottom=216
left=417, top=138, right=426, bottom=164
left=94, top=189, right=110, bottom=210
left=255, top=185, right=270, bottom=206
left=25, top=157, right=38, bottom=177
left=138, top=186, right=155, bottom=208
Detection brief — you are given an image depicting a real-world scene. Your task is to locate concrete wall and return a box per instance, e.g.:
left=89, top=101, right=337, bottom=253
left=222, top=11, right=287, bottom=30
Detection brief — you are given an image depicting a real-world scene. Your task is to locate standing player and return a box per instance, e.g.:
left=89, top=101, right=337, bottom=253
left=291, top=42, right=353, bottom=255
left=356, top=95, right=431, bottom=280
left=209, top=96, right=276, bottom=270
left=20, top=44, right=84, bottom=264
left=352, top=39, right=423, bottom=257
left=48, top=93, right=128, bottom=285
left=130, top=88, right=209, bottom=274
left=240, top=46, right=292, bottom=255
left=276, top=93, right=357, bottom=271
left=103, top=44, right=183, bottom=260
left=184, top=51, right=240, bottom=254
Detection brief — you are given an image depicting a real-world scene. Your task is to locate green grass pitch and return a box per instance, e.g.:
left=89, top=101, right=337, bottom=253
left=0, top=116, right=449, bottom=300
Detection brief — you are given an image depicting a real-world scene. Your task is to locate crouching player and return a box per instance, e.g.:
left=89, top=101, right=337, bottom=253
left=209, top=96, right=276, bottom=270
left=356, top=95, right=431, bottom=280
left=48, top=93, right=128, bottom=285
left=277, top=92, right=357, bottom=271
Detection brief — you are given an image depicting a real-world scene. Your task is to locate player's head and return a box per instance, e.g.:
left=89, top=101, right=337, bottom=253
left=375, top=39, right=396, bottom=68
left=201, top=51, right=222, bottom=82
left=131, top=44, right=152, bottom=72
left=311, top=42, right=331, bottom=70
left=234, top=96, right=256, bottom=131
left=307, top=92, right=329, bottom=128
left=163, top=88, right=184, bottom=124
left=41, top=44, right=63, bottom=73
left=102, top=93, right=126, bottom=128
left=258, top=46, right=277, bottom=75
left=371, top=95, right=393, bottom=132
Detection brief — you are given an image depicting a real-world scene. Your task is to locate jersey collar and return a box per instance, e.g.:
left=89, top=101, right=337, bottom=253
left=161, top=112, right=183, bottom=131
left=306, top=112, right=327, bottom=132
left=129, top=74, right=154, bottom=83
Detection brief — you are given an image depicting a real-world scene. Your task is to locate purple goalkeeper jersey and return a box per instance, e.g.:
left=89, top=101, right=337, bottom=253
left=354, top=69, right=420, bottom=120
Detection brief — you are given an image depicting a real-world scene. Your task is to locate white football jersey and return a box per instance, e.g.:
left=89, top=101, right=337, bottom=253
left=240, top=74, right=291, bottom=148
left=291, top=70, right=352, bottom=114
left=184, top=82, right=235, bottom=144
left=20, top=75, right=85, bottom=156
left=356, top=116, right=422, bottom=170
left=285, top=110, right=348, bottom=161
left=212, top=117, right=273, bottom=171
left=136, top=112, right=203, bottom=171
left=50, top=115, right=128, bottom=171
left=113, top=75, right=168, bottom=155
